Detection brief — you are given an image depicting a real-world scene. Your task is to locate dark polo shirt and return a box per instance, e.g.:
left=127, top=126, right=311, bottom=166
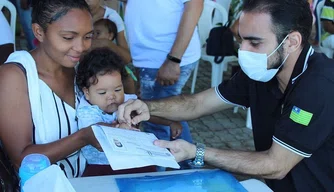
left=215, top=44, right=334, bottom=192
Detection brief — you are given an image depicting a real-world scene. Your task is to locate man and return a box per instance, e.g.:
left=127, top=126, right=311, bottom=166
left=321, top=0, right=334, bottom=51
left=118, top=0, right=334, bottom=191
left=124, top=0, right=202, bottom=156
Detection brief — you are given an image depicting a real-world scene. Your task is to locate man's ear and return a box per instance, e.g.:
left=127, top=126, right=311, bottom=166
left=286, top=31, right=302, bottom=53
left=32, top=23, right=45, bottom=43
left=83, top=87, right=90, bottom=101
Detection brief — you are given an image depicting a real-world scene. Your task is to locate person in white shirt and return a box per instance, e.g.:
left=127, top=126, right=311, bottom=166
left=0, top=11, right=14, bottom=64
left=124, top=0, right=203, bottom=169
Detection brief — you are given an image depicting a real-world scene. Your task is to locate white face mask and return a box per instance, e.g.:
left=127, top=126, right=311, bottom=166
left=238, top=35, right=290, bottom=82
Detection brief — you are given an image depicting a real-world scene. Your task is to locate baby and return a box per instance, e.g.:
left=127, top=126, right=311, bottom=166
left=76, top=47, right=182, bottom=165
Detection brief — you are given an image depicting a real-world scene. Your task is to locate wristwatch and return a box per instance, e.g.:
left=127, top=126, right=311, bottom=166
left=167, top=53, right=181, bottom=64
left=188, top=142, right=206, bottom=168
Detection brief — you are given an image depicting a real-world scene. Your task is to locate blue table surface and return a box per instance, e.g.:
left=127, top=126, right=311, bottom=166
left=116, top=169, right=247, bottom=192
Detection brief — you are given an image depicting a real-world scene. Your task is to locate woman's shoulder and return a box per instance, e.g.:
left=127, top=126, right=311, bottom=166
left=0, top=62, right=28, bottom=95
left=103, top=6, right=124, bottom=24
left=0, top=51, right=32, bottom=80
left=104, top=6, right=117, bottom=14
left=5, top=50, right=35, bottom=67
left=0, top=50, right=35, bottom=88
left=0, top=62, right=26, bottom=81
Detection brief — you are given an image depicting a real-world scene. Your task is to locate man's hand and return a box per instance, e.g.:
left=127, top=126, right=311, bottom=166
left=169, top=121, right=183, bottom=139
left=154, top=139, right=196, bottom=162
left=156, top=59, right=180, bottom=86
left=117, top=99, right=150, bottom=126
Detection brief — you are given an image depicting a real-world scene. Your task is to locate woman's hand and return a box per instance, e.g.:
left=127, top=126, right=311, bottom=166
left=81, top=127, right=103, bottom=151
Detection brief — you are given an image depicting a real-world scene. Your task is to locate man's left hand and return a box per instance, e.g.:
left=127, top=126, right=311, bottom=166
left=154, top=139, right=196, bottom=162
left=156, top=59, right=180, bottom=86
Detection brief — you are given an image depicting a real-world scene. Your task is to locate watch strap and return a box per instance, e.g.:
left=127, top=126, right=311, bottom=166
left=166, top=54, right=181, bottom=63
left=188, top=142, right=206, bottom=168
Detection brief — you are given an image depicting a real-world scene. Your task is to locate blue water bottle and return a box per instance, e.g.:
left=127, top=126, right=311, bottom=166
left=19, top=153, right=51, bottom=192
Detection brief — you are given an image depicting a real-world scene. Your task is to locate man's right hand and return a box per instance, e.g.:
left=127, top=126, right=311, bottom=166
left=154, top=139, right=196, bottom=162
left=117, top=99, right=150, bottom=126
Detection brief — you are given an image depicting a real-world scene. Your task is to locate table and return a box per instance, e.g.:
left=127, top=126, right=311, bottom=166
left=69, top=169, right=273, bottom=192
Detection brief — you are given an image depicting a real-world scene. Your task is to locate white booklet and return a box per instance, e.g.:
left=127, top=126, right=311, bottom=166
left=91, top=125, right=180, bottom=170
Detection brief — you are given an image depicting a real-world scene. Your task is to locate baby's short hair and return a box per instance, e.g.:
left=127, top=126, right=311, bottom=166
left=76, top=47, right=127, bottom=91
left=94, top=19, right=118, bottom=40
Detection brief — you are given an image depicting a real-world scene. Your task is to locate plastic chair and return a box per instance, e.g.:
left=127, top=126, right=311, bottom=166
left=315, top=0, right=334, bottom=58
left=191, top=0, right=238, bottom=94
left=0, top=0, right=16, bottom=50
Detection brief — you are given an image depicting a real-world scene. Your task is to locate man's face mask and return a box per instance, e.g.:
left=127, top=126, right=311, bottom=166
left=238, top=35, right=290, bottom=82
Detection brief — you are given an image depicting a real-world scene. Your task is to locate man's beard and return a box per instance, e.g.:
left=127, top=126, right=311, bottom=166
left=268, top=46, right=285, bottom=70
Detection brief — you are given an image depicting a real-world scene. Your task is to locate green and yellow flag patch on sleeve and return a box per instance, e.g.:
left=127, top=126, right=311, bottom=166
left=289, top=106, right=313, bottom=126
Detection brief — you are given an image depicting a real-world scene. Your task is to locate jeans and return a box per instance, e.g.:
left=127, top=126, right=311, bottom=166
left=11, top=0, right=35, bottom=50
left=138, top=61, right=198, bottom=143
left=138, top=61, right=197, bottom=170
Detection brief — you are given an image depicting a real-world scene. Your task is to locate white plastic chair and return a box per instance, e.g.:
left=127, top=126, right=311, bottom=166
left=191, top=0, right=238, bottom=94
left=0, top=0, right=16, bottom=50
left=316, top=0, right=334, bottom=58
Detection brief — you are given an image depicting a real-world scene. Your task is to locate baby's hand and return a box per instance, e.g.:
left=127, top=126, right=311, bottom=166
left=170, top=121, right=183, bottom=139
left=117, top=122, right=141, bottom=132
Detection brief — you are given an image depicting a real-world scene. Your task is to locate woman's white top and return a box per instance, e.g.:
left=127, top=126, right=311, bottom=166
left=5, top=51, right=86, bottom=178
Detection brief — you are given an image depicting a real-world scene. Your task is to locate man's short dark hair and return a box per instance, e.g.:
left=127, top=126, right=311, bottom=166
left=242, top=0, right=312, bottom=46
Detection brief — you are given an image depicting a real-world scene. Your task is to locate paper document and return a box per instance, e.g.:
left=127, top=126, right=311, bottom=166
left=92, top=125, right=180, bottom=170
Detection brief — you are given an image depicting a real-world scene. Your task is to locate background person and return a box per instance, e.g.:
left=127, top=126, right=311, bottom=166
left=124, top=0, right=203, bottom=169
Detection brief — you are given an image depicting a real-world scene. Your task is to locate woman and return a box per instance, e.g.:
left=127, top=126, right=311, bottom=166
left=0, top=0, right=99, bottom=178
